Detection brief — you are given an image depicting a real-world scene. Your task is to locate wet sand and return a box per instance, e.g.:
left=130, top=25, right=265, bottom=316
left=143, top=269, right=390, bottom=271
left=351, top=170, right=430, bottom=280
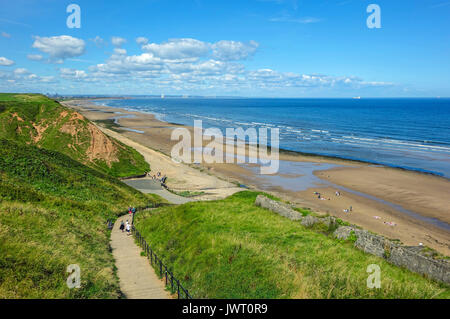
left=62, top=99, right=450, bottom=256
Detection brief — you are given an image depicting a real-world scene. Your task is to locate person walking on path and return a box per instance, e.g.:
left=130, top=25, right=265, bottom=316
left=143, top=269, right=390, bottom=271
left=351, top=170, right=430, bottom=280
left=120, top=220, right=125, bottom=232
left=125, top=220, right=131, bottom=236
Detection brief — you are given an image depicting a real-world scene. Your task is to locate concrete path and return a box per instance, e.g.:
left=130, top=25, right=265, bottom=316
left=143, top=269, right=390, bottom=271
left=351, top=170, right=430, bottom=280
left=123, top=178, right=193, bottom=205
left=111, top=214, right=170, bottom=299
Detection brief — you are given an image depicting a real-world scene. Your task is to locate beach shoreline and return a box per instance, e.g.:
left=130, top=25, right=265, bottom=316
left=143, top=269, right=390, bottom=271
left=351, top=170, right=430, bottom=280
left=62, top=98, right=450, bottom=256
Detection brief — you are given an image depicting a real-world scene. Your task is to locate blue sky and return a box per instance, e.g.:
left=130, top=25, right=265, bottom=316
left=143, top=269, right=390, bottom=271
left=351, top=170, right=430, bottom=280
left=0, top=0, right=449, bottom=97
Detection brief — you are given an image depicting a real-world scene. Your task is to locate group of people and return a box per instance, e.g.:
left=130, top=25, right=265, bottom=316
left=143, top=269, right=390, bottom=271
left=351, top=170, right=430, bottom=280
left=119, top=219, right=131, bottom=235
left=147, top=171, right=167, bottom=184
left=117, top=206, right=136, bottom=236
left=313, top=190, right=353, bottom=213
left=313, top=191, right=330, bottom=201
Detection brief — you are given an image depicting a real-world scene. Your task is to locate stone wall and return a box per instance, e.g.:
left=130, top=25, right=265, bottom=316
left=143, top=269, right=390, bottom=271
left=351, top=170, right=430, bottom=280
left=255, top=195, right=304, bottom=221
left=334, top=226, right=450, bottom=284
left=255, top=195, right=450, bottom=285
left=388, top=245, right=449, bottom=284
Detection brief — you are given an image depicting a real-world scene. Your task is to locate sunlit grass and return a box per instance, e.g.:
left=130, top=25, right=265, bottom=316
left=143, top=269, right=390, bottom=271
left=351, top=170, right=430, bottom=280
left=135, top=191, right=450, bottom=299
left=0, top=139, right=165, bottom=298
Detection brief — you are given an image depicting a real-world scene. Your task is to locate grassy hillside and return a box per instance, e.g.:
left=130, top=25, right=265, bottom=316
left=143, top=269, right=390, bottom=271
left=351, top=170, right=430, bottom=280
left=0, top=93, right=149, bottom=178
left=135, top=191, right=449, bottom=299
left=0, top=138, right=164, bottom=298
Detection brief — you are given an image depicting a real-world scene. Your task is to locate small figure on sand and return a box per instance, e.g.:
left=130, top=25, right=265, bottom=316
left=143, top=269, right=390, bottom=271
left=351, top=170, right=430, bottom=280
left=384, top=221, right=397, bottom=227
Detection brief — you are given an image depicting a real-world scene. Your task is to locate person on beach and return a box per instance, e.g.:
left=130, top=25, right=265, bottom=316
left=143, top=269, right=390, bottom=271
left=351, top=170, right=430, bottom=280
left=119, top=221, right=125, bottom=232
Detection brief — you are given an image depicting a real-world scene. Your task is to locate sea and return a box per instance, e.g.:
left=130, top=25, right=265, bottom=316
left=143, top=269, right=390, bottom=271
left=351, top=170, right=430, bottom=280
left=94, top=97, right=450, bottom=178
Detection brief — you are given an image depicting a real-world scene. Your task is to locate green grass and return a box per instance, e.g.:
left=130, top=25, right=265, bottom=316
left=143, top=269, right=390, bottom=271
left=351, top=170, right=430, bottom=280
left=0, top=93, right=149, bottom=178
left=135, top=191, right=450, bottom=299
left=0, top=139, right=165, bottom=298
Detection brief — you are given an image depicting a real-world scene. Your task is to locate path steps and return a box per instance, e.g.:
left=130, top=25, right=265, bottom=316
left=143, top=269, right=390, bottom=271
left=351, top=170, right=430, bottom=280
left=111, top=214, right=170, bottom=299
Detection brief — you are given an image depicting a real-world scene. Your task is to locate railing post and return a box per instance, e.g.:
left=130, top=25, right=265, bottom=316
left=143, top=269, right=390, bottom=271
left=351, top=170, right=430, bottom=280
left=131, top=222, right=194, bottom=299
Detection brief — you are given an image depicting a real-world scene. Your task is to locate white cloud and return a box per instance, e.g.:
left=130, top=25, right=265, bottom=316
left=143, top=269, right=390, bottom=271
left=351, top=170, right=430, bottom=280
left=0, top=56, right=14, bottom=66
left=114, top=48, right=127, bottom=55
left=142, top=38, right=210, bottom=60
left=89, top=52, right=164, bottom=76
left=90, top=36, right=106, bottom=47
left=136, top=37, right=149, bottom=45
left=26, top=36, right=390, bottom=95
left=111, top=36, right=127, bottom=47
left=27, top=54, right=43, bottom=61
left=14, top=68, right=29, bottom=75
left=60, top=68, right=88, bottom=80
left=0, top=67, right=55, bottom=88
left=212, top=40, right=259, bottom=61
left=39, top=76, right=55, bottom=83
left=1, top=31, right=11, bottom=38
left=141, top=38, right=259, bottom=62
left=32, top=35, right=85, bottom=61
left=167, top=60, right=244, bottom=76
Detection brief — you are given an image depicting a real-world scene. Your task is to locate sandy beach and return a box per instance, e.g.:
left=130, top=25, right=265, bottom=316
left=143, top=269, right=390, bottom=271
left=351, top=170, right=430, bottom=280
left=62, top=99, right=450, bottom=256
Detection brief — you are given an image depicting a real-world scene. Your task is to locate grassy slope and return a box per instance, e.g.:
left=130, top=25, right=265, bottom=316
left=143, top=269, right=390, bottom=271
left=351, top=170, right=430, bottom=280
left=0, top=139, right=163, bottom=298
left=135, top=191, right=449, bottom=299
left=0, top=93, right=149, bottom=178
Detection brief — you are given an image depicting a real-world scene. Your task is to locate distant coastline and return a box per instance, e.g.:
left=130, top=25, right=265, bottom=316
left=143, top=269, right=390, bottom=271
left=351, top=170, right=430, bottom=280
left=89, top=97, right=450, bottom=179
